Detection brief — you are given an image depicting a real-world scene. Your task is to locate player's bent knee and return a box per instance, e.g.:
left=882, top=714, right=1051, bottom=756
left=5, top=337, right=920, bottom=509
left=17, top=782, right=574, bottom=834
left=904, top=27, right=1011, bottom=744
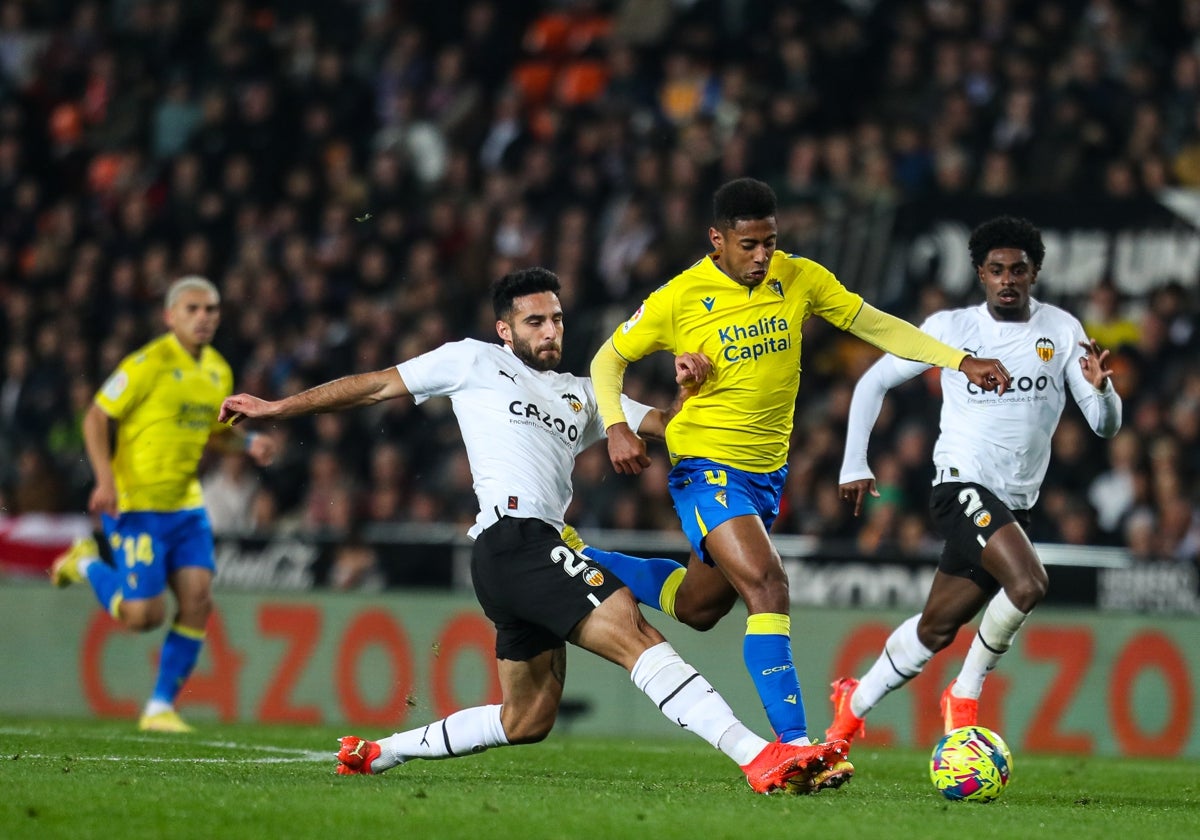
left=916, top=617, right=958, bottom=652
left=119, top=603, right=166, bottom=632
left=1005, top=575, right=1047, bottom=613
left=675, top=606, right=724, bottom=632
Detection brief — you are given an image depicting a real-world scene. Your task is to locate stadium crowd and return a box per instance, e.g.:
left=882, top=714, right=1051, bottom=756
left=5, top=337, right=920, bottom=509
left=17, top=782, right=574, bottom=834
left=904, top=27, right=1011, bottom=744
left=1, top=0, right=1198, bottom=571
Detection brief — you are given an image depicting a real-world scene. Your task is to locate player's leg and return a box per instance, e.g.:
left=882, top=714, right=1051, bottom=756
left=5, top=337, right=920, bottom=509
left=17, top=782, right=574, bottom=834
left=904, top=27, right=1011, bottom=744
left=340, top=649, right=562, bottom=775
left=564, top=535, right=689, bottom=616
left=950, top=520, right=1045, bottom=704
left=925, top=484, right=1038, bottom=728
left=830, top=571, right=990, bottom=742
left=570, top=585, right=849, bottom=794
left=564, top=526, right=739, bottom=626
left=700, top=514, right=813, bottom=745
left=51, top=518, right=166, bottom=628
left=141, top=510, right=214, bottom=732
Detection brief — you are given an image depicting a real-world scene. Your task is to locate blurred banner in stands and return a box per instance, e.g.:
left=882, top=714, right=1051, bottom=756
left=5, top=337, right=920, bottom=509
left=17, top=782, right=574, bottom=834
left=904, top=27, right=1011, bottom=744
left=810, top=192, right=1200, bottom=307
left=4, top=516, right=1194, bottom=615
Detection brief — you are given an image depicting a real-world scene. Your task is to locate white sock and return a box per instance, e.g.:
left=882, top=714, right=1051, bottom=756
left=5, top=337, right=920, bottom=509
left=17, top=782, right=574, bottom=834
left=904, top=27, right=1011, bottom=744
left=853, top=615, right=933, bottom=717
left=375, top=704, right=509, bottom=772
left=631, top=641, right=766, bottom=766
left=143, top=699, right=173, bottom=716
left=954, top=590, right=1028, bottom=699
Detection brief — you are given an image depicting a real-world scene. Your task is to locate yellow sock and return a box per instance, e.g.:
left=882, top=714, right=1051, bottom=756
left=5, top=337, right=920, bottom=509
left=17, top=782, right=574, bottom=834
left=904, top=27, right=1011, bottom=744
left=659, top=567, right=687, bottom=620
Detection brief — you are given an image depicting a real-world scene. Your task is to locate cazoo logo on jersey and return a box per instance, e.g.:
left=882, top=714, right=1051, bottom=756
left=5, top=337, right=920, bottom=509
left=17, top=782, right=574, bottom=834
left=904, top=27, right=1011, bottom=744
left=509, top=400, right=580, bottom=441
left=967, top=374, right=1052, bottom=396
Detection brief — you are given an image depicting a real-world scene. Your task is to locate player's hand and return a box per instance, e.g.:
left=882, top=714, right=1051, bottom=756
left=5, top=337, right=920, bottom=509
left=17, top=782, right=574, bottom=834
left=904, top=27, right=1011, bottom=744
left=839, top=478, right=878, bottom=518
left=606, top=422, right=652, bottom=475
left=1078, top=339, right=1114, bottom=391
left=87, top=480, right=118, bottom=518
left=219, top=393, right=273, bottom=424
left=959, top=356, right=1012, bottom=395
left=674, top=352, right=712, bottom=388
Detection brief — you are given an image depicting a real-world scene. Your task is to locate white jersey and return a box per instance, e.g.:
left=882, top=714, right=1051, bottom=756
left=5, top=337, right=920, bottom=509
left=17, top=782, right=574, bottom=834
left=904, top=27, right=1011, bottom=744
left=397, top=339, right=654, bottom=538
left=841, top=300, right=1122, bottom=510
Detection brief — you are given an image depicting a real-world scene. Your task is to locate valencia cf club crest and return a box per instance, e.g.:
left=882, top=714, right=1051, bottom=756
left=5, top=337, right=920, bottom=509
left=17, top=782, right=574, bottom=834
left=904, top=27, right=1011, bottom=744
left=973, top=510, right=992, bottom=528
left=768, top=279, right=784, bottom=298
left=561, top=393, right=583, bottom=412
left=1035, top=337, right=1055, bottom=362
left=582, top=567, right=605, bottom=586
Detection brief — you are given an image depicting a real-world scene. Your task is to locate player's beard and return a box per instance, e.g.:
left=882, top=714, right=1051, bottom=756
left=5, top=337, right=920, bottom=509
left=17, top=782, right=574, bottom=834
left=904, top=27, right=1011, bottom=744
left=512, top=334, right=561, bottom=371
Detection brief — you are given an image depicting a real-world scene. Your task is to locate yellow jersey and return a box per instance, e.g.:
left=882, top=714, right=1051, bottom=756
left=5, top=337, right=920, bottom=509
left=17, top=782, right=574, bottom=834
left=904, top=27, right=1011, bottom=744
left=610, top=250, right=863, bottom=472
left=94, top=333, right=233, bottom=512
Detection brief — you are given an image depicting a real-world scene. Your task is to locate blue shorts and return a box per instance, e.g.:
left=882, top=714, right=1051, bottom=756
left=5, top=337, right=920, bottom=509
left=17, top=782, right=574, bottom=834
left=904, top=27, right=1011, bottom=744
left=100, top=508, right=215, bottom=600
left=668, top=458, right=788, bottom=565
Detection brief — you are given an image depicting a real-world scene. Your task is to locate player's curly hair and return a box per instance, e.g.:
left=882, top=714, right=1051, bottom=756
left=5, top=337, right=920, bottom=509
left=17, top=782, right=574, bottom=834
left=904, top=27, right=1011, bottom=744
left=492, top=267, right=561, bottom=320
left=968, top=216, right=1045, bottom=269
left=713, top=177, right=777, bottom=228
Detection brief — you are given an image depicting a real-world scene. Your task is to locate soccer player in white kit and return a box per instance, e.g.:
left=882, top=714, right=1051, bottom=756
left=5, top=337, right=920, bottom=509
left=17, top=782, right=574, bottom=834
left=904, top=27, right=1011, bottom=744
left=826, top=216, right=1123, bottom=747
left=219, top=267, right=850, bottom=794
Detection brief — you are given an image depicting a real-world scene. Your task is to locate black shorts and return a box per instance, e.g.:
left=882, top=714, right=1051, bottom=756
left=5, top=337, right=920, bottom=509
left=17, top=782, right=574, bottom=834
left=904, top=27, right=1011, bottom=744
left=470, top=517, right=624, bottom=662
left=929, top=482, right=1031, bottom=594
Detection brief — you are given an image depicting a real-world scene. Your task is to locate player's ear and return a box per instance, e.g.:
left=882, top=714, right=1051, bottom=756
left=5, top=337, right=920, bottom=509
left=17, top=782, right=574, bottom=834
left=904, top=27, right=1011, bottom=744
left=708, top=226, right=722, bottom=252
left=496, top=319, right=511, bottom=342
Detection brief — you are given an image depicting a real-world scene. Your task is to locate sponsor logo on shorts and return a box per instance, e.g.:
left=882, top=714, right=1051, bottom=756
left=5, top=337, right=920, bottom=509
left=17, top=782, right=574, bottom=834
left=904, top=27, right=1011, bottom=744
left=973, top=510, right=992, bottom=528
left=582, top=567, right=605, bottom=586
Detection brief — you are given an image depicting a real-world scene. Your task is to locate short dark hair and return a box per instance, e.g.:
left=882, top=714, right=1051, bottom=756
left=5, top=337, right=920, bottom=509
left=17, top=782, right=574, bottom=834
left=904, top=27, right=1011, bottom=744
left=968, top=216, right=1046, bottom=269
left=492, top=267, right=561, bottom=320
left=713, top=178, right=777, bottom=228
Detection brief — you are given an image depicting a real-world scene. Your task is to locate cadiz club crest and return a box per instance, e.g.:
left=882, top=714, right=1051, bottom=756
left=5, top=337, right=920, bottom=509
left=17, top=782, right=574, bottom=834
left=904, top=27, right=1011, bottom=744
left=1035, top=337, right=1055, bottom=362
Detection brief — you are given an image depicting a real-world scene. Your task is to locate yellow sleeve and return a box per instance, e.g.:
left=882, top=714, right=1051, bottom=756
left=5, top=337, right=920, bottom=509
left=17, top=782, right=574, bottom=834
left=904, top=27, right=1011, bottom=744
left=95, top=355, right=148, bottom=420
left=590, top=339, right=629, bottom=429
left=848, top=303, right=967, bottom=370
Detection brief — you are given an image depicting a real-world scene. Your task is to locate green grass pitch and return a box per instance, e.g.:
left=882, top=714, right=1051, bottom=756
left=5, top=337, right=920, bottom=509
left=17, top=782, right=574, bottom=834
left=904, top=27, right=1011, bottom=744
left=2, top=718, right=1197, bottom=840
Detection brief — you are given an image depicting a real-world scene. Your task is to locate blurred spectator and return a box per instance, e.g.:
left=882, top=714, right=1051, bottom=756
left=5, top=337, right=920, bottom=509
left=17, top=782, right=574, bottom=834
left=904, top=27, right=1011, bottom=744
left=0, top=0, right=1195, bottom=575
left=201, top=451, right=262, bottom=534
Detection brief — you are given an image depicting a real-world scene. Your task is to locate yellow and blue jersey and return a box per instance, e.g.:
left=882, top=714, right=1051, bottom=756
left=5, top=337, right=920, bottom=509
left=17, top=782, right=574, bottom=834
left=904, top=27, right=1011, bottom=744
left=610, top=250, right=863, bottom=472
left=94, top=333, right=233, bottom=512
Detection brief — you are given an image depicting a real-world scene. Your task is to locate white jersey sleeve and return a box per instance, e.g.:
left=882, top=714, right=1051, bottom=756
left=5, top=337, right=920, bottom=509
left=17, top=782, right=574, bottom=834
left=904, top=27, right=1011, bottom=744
left=839, top=352, right=931, bottom=484
left=1063, top=327, right=1123, bottom=438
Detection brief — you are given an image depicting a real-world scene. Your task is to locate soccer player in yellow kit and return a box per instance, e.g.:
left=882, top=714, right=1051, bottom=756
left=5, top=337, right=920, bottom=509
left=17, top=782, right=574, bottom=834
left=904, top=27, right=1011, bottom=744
left=51, top=276, right=276, bottom=732
left=583, top=178, right=1011, bottom=759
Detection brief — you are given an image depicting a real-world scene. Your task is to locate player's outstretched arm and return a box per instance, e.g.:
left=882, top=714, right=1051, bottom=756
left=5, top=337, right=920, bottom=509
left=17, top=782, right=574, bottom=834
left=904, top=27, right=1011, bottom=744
left=637, top=351, right=713, bottom=438
left=591, top=340, right=651, bottom=475
left=1072, top=338, right=1122, bottom=438
left=220, top=368, right=410, bottom=425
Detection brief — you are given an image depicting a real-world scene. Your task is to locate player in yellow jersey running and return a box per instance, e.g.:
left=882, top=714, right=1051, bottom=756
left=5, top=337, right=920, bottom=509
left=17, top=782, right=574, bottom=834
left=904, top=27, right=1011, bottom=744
left=50, top=276, right=277, bottom=732
left=581, top=178, right=1011, bottom=757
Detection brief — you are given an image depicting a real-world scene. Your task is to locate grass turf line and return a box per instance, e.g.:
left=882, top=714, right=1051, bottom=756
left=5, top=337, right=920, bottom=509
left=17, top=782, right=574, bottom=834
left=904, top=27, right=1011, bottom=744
left=1, top=718, right=1197, bottom=840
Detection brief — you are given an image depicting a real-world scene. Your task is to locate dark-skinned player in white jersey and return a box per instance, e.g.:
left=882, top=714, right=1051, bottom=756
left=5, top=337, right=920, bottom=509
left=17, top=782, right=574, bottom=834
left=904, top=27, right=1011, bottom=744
left=219, top=267, right=851, bottom=794
left=827, top=216, right=1122, bottom=747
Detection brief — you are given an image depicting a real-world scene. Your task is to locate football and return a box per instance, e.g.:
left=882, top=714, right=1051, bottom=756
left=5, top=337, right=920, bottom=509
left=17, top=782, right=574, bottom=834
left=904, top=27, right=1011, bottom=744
left=929, top=725, right=1013, bottom=802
